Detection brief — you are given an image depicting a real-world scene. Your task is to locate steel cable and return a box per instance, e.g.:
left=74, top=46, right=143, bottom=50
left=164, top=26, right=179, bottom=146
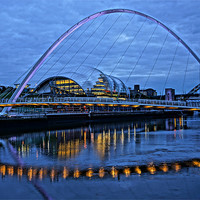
left=125, top=23, right=158, bottom=84
left=143, top=32, right=169, bottom=90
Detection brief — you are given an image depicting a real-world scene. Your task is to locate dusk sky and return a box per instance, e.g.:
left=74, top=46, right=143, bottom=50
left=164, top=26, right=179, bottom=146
left=1, top=0, right=200, bottom=94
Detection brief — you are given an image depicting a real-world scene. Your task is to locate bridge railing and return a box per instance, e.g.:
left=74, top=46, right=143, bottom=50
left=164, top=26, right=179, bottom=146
left=16, top=97, right=115, bottom=103
left=0, top=99, right=9, bottom=103
left=137, top=99, right=187, bottom=106
left=186, top=100, right=200, bottom=107
left=1, top=97, right=200, bottom=108
left=16, top=97, right=140, bottom=104
left=16, top=97, right=186, bottom=106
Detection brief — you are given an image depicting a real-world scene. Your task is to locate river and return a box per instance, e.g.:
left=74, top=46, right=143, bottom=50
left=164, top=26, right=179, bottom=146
left=0, top=115, right=200, bottom=199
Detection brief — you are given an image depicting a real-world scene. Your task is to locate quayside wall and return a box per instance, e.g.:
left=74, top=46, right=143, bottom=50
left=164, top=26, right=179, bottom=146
left=0, top=110, right=193, bottom=135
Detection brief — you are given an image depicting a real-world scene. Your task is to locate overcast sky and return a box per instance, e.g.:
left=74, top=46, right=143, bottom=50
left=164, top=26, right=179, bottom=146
left=0, top=0, right=200, bottom=94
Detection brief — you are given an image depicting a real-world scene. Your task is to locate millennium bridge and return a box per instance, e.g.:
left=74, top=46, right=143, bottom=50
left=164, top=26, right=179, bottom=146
left=1, top=9, right=200, bottom=116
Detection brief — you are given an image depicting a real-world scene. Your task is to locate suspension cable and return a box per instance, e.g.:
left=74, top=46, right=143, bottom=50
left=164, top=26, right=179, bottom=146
left=27, top=17, right=100, bottom=98
left=182, top=52, right=190, bottom=94
left=79, top=14, right=125, bottom=90
left=34, top=18, right=96, bottom=89
left=161, top=41, right=179, bottom=97
left=109, top=19, right=147, bottom=77
left=13, top=31, right=74, bottom=86
left=81, top=14, right=135, bottom=88
left=143, top=32, right=169, bottom=90
left=13, top=65, right=34, bottom=85
left=34, top=15, right=110, bottom=97
left=10, top=22, right=75, bottom=99
left=0, top=87, right=15, bottom=100
left=70, top=14, right=123, bottom=79
left=55, top=15, right=110, bottom=78
left=125, top=23, right=158, bottom=84
left=31, top=32, right=74, bottom=78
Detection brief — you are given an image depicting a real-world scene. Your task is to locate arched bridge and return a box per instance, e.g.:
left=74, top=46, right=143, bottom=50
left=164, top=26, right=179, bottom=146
left=1, top=9, right=200, bottom=115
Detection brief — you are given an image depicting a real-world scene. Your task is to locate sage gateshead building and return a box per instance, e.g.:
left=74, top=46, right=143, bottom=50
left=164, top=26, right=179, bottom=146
left=30, top=69, right=129, bottom=99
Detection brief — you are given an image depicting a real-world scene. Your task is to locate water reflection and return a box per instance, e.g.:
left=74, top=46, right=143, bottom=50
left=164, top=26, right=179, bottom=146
left=165, top=116, right=185, bottom=130
left=1, top=115, right=200, bottom=200
left=9, top=117, right=187, bottom=163
left=0, top=159, right=199, bottom=181
left=0, top=115, right=199, bottom=184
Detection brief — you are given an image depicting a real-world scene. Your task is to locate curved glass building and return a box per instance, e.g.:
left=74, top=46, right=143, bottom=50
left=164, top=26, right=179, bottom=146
left=32, top=68, right=129, bottom=98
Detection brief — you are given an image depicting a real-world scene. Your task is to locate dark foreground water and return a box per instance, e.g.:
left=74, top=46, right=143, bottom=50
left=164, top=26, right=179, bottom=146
left=0, top=115, right=200, bottom=199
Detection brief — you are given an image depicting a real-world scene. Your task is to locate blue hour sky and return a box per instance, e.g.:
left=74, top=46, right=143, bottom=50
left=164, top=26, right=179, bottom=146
left=0, top=0, right=200, bottom=93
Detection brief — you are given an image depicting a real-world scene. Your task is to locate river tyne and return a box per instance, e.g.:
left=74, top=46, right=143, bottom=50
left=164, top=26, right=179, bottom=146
left=0, top=115, right=200, bottom=199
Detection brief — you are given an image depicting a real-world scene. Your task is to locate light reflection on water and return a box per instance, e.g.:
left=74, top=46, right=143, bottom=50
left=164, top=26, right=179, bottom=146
left=3, top=116, right=199, bottom=169
left=0, top=115, right=200, bottom=200
left=0, top=159, right=200, bottom=181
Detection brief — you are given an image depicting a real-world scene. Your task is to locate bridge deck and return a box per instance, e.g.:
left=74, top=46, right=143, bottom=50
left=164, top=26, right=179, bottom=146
left=0, top=97, right=199, bottom=111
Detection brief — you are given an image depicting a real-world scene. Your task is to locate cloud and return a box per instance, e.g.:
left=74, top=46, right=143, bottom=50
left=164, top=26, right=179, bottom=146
left=118, top=33, right=133, bottom=42
left=0, top=0, right=200, bottom=94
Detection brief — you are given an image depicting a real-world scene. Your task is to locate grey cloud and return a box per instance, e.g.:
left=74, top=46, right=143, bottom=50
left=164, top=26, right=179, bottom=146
left=0, top=0, right=200, bottom=94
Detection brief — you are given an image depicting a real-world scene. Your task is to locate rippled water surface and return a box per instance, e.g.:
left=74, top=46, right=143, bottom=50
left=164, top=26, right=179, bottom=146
left=0, top=115, right=200, bottom=199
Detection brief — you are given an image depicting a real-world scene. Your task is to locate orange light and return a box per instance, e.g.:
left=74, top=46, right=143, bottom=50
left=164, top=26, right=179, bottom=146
left=28, top=168, right=33, bottom=181
left=159, top=164, right=168, bottom=172
left=91, top=133, right=94, bottom=143
left=74, top=169, right=80, bottom=178
left=63, top=167, right=69, bottom=179
left=18, top=167, right=23, bottom=177
left=124, top=168, right=131, bottom=177
left=168, top=107, right=178, bottom=109
left=39, top=168, right=43, bottom=180
left=33, top=169, right=37, bottom=177
left=73, top=103, right=81, bottom=106
left=132, top=105, right=140, bottom=108
left=50, top=169, right=55, bottom=181
left=40, top=103, right=48, bottom=106
left=50, top=103, right=59, bottom=106
left=147, top=164, right=156, bottom=174
left=111, top=167, right=118, bottom=178
left=62, top=103, right=70, bottom=106
left=144, top=106, right=153, bottom=108
left=156, top=106, right=166, bottom=109
left=86, top=104, right=94, bottom=106
left=135, top=166, right=141, bottom=175
left=7, top=166, right=14, bottom=176
left=86, top=168, right=93, bottom=178
left=121, top=105, right=130, bottom=107
left=192, top=160, right=200, bottom=167
left=97, top=104, right=106, bottom=107
left=189, top=108, right=200, bottom=111
left=173, top=163, right=181, bottom=172
left=84, top=131, right=87, bottom=149
left=0, top=165, right=6, bottom=176
left=99, top=167, right=105, bottom=178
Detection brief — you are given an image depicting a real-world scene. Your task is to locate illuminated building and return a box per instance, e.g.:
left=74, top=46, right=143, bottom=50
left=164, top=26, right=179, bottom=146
left=51, top=78, right=85, bottom=96
left=31, top=71, right=129, bottom=98
left=91, top=74, right=109, bottom=96
left=91, top=74, right=123, bottom=97
left=33, top=76, right=86, bottom=96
